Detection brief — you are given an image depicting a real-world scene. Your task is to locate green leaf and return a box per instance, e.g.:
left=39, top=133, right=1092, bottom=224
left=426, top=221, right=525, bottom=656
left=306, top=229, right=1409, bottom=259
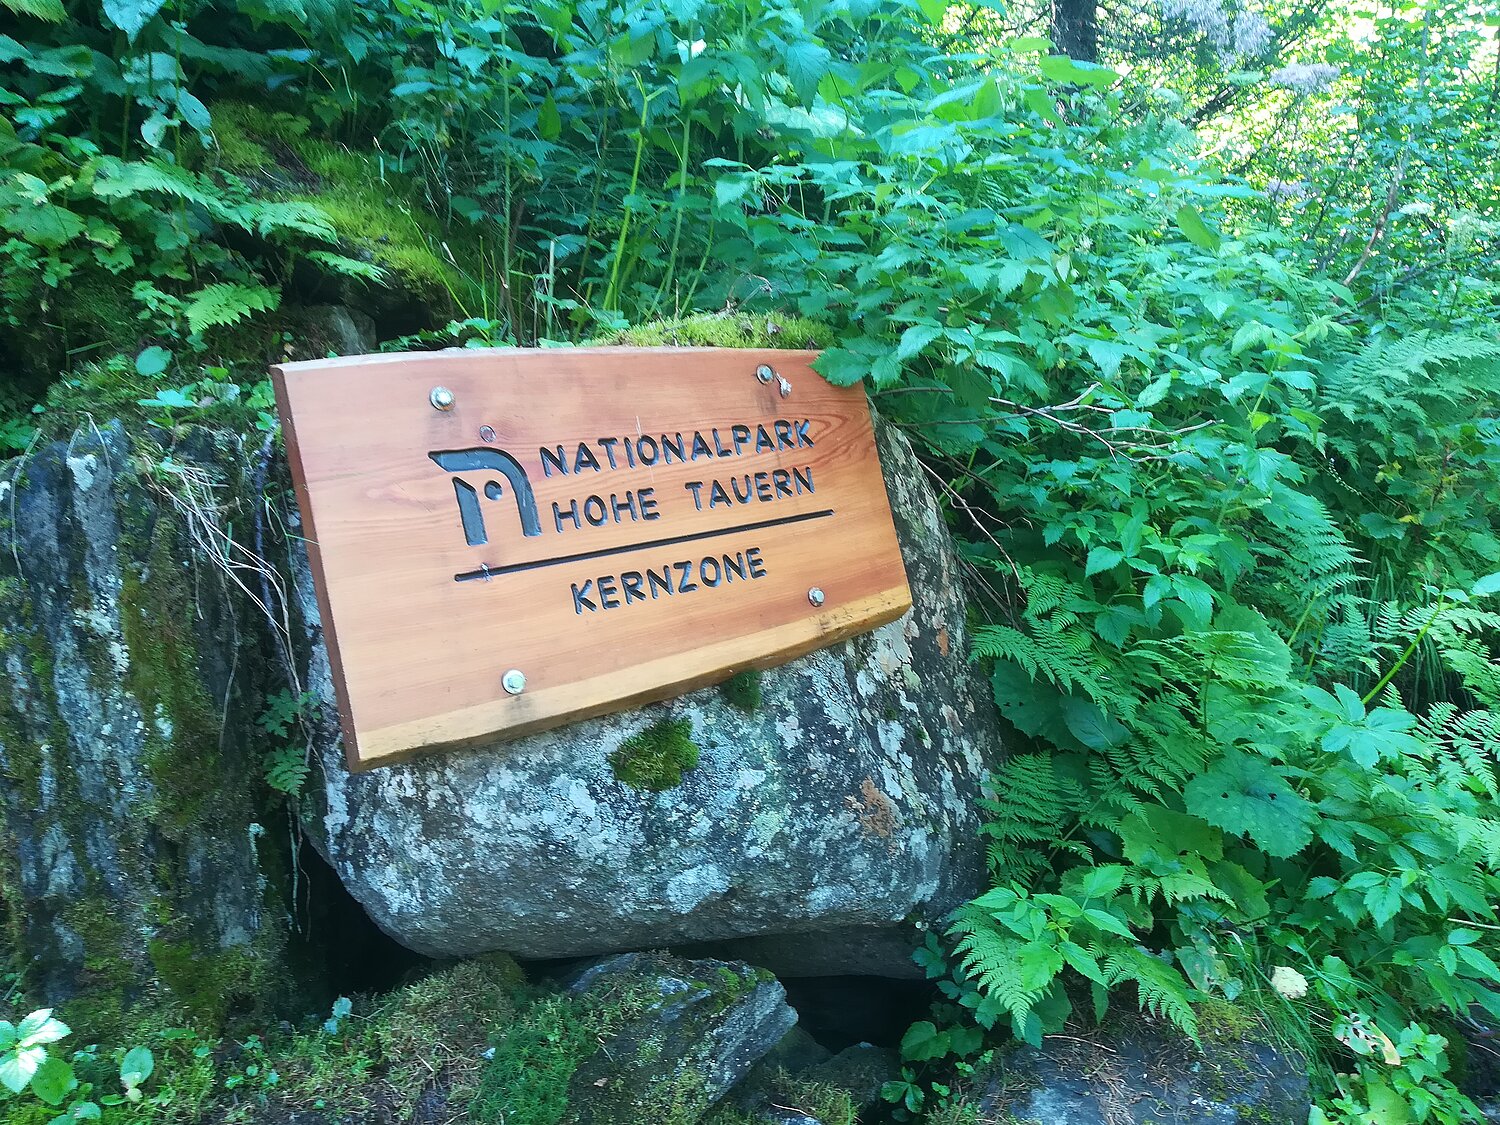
left=1060, top=698, right=1128, bottom=751
left=1038, top=55, right=1117, bottom=87
left=134, top=345, right=171, bottom=377
left=1, top=0, right=66, bottom=21
left=1183, top=752, right=1316, bottom=858
left=17, top=1011, right=68, bottom=1047
left=784, top=40, right=832, bottom=104
left=899, top=1020, right=947, bottom=1062
left=1170, top=575, right=1215, bottom=626
left=896, top=323, right=943, bottom=363
left=1472, top=572, right=1500, bottom=597
left=1174, top=205, right=1221, bottom=253
left=119, top=1046, right=153, bottom=1086
left=537, top=93, right=561, bottom=141
left=1120, top=808, right=1223, bottom=865
left=811, top=348, right=868, bottom=387
left=1, top=194, right=83, bottom=249
left=1085, top=547, right=1123, bottom=576
left=100, top=0, right=166, bottom=35
left=0, top=1046, right=45, bottom=1093
left=182, top=282, right=279, bottom=335
left=1364, top=1078, right=1411, bottom=1124
left=28, top=1054, right=73, bottom=1106
left=1082, top=908, right=1135, bottom=939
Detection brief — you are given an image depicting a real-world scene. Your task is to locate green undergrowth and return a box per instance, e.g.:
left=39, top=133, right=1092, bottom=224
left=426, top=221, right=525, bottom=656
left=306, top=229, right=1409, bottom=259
left=609, top=717, right=701, bottom=791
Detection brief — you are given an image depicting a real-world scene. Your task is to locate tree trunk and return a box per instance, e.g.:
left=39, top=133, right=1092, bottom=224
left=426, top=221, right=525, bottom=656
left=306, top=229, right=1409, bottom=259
left=1051, top=0, right=1099, bottom=61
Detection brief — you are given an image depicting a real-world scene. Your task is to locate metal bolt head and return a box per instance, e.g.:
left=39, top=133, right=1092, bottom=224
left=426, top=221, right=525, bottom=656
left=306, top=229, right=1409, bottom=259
left=502, top=669, right=526, bottom=695
left=755, top=364, right=775, bottom=384
left=429, top=386, right=456, bottom=411
left=778, top=376, right=792, bottom=398
left=808, top=587, right=826, bottom=608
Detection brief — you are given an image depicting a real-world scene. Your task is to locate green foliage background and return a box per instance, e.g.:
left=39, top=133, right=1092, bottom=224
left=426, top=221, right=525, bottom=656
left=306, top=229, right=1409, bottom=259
left=2, top=0, right=1500, bottom=1121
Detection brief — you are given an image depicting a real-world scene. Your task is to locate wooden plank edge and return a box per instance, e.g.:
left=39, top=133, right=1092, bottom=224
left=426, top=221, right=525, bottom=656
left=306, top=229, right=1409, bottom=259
left=344, top=583, right=914, bottom=771
left=270, top=363, right=366, bottom=770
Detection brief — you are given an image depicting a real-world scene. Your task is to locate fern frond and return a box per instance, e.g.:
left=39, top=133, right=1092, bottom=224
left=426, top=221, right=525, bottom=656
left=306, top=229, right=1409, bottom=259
left=306, top=250, right=388, bottom=283
left=1103, top=946, right=1199, bottom=1042
left=183, top=282, right=280, bottom=334
left=2, top=0, right=65, bottom=20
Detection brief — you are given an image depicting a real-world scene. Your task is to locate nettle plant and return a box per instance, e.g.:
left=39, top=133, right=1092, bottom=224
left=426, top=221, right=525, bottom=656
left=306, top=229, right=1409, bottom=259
left=0, top=1009, right=155, bottom=1119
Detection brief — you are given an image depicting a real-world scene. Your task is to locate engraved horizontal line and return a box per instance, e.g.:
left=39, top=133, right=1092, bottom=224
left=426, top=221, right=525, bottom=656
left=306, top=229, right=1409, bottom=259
left=454, top=509, right=837, bottom=582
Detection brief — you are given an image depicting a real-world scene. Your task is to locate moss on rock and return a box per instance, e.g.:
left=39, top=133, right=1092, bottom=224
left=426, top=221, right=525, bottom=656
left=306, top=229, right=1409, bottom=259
left=473, top=954, right=790, bottom=1125
left=211, top=100, right=479, bottom=316
left=598, top=311, right=832, bottom=350
left=609, top=717, right=701, bottom=791
left=720, top=670, right=763, bottom=713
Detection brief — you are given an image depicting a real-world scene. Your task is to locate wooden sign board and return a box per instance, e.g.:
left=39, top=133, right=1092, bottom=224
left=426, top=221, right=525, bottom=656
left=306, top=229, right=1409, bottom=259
left=272, top=348, right=912, bottom=771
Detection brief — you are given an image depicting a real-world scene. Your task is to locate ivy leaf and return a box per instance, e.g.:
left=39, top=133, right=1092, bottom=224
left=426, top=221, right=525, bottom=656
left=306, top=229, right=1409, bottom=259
left=101, top=0, right=169, bottom=42
left=1174, top=204, right=1221, bottom=253
left=1184, top=751, right=1316, bottom=857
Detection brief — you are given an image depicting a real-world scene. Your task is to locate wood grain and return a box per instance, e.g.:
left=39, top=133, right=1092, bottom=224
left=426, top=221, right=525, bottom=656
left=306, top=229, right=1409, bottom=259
left=272, top=348, right=912, bottom=770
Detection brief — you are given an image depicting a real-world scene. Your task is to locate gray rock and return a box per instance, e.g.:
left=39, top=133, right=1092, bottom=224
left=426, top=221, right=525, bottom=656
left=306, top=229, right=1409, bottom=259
left=296, top=413, right=1000, bottom=974
left=283, top=304, right=377, bottom=360
left=0, top=423, right=293, bottom=1016
left=480, top=951, right=795, bottom=1123
left=970, top=1014, right=1311, bottom=1124
left=805, top=1043, right=897, bottom=1114
left=726, top=1037, right=896, bottom=1125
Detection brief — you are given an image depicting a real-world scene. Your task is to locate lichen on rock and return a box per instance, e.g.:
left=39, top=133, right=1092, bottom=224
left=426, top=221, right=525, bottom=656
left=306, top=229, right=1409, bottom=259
left=0, top=422, right=304, bottom=1030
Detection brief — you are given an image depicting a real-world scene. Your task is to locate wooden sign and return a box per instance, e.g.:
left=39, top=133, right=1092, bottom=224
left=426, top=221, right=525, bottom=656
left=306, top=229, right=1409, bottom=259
left=272, top=348, right=912, bottom=770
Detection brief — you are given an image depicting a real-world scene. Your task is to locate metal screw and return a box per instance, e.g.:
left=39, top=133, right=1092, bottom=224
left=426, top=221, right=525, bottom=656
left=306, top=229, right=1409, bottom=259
left=429, top=386, right=456, bottom=411
left=778, top=376, right=792, bottom=398
left=502, top=669, right=526, bottom=695
left=479, top=425, right=497, bottom=443
left=808, top=587, right=826, bottom=607
left=755, top=364, right=775, bottom=384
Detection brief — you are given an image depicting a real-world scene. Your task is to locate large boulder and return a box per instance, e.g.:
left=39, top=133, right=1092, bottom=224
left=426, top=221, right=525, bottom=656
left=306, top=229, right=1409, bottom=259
left=0, top=422, right=296, bottom=1026
left=295, top=414, right=1001, bottom=975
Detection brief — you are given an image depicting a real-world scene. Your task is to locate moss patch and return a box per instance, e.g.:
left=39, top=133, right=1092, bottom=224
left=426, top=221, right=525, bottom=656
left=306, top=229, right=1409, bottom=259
left=212, top=100, right=479, bottom=315
left=599, top=311, right=832, bottom=350
left=609, top=717, right=701, bottom=791
left=720, top=670, right=762, bottom=713
left=471, top=973, right=663, bottom=1125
